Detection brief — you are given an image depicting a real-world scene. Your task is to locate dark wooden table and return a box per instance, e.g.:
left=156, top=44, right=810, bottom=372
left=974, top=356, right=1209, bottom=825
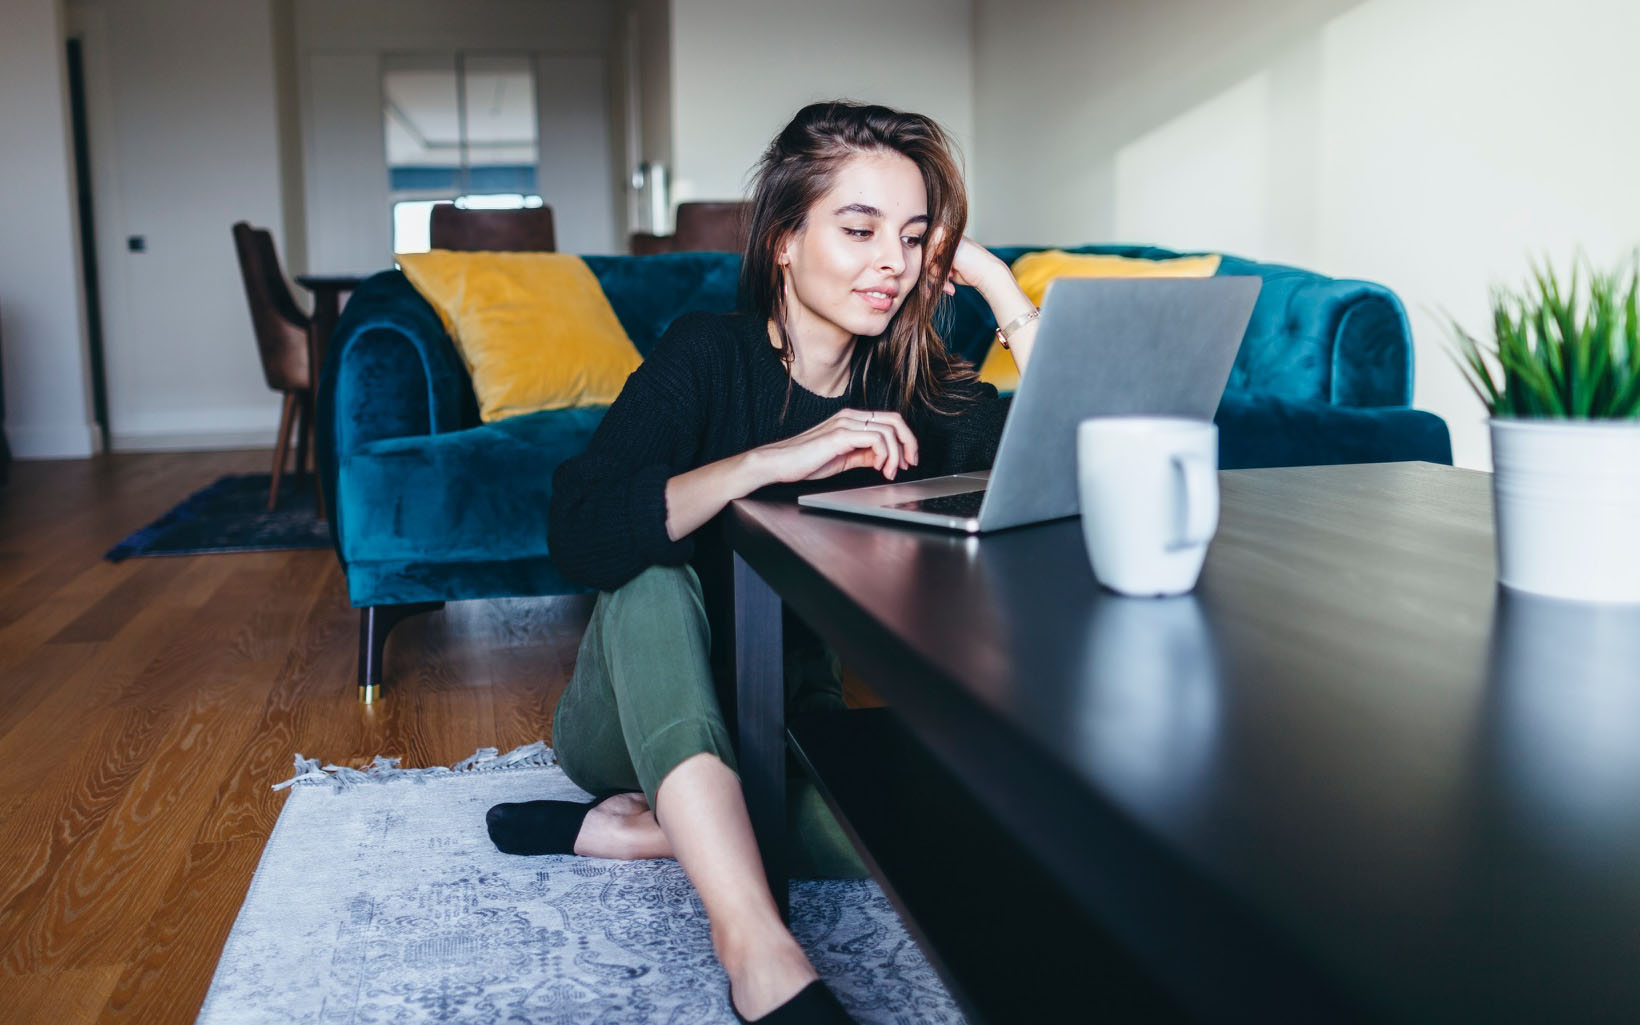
left=726, top=462, right=1640, bottom=1024
left=294, top=274, right=367, bottom=520
left=295, top=273, right=367, bottom=378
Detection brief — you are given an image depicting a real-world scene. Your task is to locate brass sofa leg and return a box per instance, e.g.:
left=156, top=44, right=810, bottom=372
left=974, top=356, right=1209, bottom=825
left=357, top=602, right=445, bottom=702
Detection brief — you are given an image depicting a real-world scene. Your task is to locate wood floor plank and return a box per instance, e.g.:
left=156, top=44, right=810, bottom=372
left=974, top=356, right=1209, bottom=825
left=0, top=560, right=139, bottom=677
left=0, top=643, right=101, bottom=756
left=1, top=552, right=298, bottom=971
left=0, top=558, right=245, bottom=803
left=0, top=451, right=585, bottom=1023
left=49, top=557, right=196, bottom=644
left=0, top=964, right=125, bottom=1023
left=192, top=567, right=360, bottom=844
left=99, top=839, right=264, bottom=1025
left=1, top=660, right=283, bottom=973
left=0, top=699, right=174, bottom=960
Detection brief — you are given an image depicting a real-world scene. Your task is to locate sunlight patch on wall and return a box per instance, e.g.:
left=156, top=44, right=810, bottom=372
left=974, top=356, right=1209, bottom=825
left=1113, top=72, right=1272, bottom=255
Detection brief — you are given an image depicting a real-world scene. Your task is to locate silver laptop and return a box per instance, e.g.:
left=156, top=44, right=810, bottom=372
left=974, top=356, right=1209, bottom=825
left=797, top=276, right=1261, bottom=533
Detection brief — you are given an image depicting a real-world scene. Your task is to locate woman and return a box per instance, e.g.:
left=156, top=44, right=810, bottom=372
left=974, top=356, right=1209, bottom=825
left=488, top=100, right=1042, bottom=1024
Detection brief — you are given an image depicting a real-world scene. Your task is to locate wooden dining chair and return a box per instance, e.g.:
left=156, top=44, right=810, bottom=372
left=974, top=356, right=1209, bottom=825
left=231, top=221, right=313, bottom=510
left=630, top=201, right=752, bottom=255
left=428, top=205, right=557, bottom=252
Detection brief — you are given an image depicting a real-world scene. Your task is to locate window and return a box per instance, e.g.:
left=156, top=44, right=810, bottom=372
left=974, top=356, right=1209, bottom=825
left=384, top=54, right=541, bottom=253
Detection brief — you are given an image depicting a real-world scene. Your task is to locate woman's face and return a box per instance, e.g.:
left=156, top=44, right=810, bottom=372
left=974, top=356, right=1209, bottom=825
left=779, top=149, right=928, bottom=348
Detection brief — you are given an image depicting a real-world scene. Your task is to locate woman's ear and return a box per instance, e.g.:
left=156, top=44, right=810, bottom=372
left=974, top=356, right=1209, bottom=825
left=777, top=227, right=801, bottom=268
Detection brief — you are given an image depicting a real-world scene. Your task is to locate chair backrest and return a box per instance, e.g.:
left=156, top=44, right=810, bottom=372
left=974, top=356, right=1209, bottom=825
left=630, top=201, right=751, bottom=256
left=231, top=221, right=310, bottom=392
left=428, top=205, right=557, bottom=252
left=674, top=201, right=751, bottom=252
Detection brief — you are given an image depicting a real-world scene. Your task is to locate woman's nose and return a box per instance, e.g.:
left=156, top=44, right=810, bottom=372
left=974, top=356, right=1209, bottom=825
left=877, top=238, right=905, bottom=275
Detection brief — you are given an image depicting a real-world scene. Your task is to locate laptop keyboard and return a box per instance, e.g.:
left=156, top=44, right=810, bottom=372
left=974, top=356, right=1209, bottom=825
left=891, top=489, right=987, bottom=518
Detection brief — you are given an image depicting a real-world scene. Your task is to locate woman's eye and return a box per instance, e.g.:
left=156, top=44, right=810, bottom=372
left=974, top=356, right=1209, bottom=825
left=844, top=228, right=872, bottom=239
left=903, top=235, right=925, bottom=248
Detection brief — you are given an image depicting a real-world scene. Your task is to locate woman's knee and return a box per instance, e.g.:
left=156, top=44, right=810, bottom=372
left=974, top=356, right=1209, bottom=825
left=606, top=563, right=702, bottom=612
left=602, top=564, right=708, bottom=640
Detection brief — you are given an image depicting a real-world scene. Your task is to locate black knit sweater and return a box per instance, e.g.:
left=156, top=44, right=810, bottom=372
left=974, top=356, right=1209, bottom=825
left=548, top=311, right=1009, bottom=593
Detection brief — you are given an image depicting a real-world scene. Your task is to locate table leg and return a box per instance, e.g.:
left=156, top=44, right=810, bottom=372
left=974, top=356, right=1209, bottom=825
left=733, top=551, right=787, bottom=921
left=307, top=290, right=341, bottom=521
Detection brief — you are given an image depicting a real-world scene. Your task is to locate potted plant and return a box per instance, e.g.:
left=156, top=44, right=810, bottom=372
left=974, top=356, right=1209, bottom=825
left=1451, top=254, right=1640, bottom=603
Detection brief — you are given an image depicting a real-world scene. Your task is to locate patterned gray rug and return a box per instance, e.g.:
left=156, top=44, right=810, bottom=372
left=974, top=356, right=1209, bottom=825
left=197, top=744, right=965, bottom=1025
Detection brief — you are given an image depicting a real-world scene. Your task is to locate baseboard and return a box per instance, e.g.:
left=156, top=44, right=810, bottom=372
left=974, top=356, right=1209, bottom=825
left=108, top=405, right=281, bottom=453
left=8, top=422, right=100, bottom=459
left=109, top=427, right=278, bottom=453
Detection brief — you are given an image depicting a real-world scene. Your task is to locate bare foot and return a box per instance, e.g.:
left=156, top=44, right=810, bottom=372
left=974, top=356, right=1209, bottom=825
left=573, top=793, right=674, bottom=859
left=719, top=925, right=820, bottom=1021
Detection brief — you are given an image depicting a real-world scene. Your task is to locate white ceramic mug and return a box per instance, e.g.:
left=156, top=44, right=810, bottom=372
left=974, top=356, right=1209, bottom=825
left=1076, top=417, right=1219, bottom=596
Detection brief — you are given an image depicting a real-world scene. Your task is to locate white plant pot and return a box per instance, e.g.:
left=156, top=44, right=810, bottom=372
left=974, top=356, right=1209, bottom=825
left=1490, top=418, right=1640, bottom=603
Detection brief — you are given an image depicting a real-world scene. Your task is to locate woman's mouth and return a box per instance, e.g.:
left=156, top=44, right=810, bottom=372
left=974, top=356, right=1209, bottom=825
left=855, top=289, right=896, bottom=313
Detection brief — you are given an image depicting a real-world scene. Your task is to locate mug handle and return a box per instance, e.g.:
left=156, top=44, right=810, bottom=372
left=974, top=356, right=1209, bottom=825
left=1171, top=452, right=1218, bottom=549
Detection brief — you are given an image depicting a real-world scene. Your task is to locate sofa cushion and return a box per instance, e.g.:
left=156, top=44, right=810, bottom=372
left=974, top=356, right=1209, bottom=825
left=976, top=250, right=1224, bottom=392
left=398, top=251, right=642, bottom=421
left=336, top=406, right=607, bottom=565
left=1010, top=250, right=1222, bottom=307
left=342, top=556, right=586, bottom=607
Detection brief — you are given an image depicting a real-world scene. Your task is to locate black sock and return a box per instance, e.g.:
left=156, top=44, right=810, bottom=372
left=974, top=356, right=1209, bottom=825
left=485, top=799, right=599, bottom=855
left=732, top=981, right=858, bottom=1025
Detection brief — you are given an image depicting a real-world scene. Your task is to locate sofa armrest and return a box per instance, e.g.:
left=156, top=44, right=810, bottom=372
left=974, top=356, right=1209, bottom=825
left=1212, top=255, right=1414, bottom=409
left=1329, top=288, right=1414, bottom=407
left=317, top=270, right=478, bottom=556
left=1215, top=390, right=1451, bottom=470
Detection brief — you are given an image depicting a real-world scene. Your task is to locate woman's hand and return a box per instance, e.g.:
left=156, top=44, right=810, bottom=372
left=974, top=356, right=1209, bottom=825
left=663, top=409, right=918, bottom=541
left=933, top=232, right=1040, bottom=375
left=939, top=234, right=1014, bottom=299
left=750, top=408, right=920, bottom=485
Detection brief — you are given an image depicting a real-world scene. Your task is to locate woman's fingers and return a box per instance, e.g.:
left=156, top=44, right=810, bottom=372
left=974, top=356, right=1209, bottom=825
left=834, top=409, right=918, bottom=466
left=804, top=429, right=887, bottom=481
left=847, top=420, right=905, bottom=477
left=802, top=409, right=922, bottom=481
left=863, top=410, right=919, bottom=469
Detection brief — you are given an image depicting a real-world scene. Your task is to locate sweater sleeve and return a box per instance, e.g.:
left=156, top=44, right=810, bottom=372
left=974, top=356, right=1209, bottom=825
left=548, top=316, right=720, bottom=591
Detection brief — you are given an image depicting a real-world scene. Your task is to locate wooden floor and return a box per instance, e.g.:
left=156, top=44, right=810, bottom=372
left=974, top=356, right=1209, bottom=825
left=0, top=450, right=592, bottom=1023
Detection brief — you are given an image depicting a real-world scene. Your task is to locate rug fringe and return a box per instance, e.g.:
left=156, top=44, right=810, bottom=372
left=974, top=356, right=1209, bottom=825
left=274, top=740, right=556, bottom=792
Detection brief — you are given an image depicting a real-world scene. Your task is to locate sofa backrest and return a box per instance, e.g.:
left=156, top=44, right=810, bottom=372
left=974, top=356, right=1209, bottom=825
left=582, top=246, right=1412, bottom=408
left=344, top=246, right=1413, bottom=413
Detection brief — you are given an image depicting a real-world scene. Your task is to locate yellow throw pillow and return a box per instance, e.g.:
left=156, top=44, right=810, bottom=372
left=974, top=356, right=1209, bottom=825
left=977, top=250, right=1223, bottom=392
left=398, top=250, right=643, bottom=422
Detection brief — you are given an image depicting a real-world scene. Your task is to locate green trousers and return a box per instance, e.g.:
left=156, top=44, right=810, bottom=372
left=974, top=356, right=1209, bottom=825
left=551, top=563, right=867, bottom=879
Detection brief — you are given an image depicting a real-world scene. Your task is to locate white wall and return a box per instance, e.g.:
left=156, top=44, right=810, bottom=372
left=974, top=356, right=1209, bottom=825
left=73, top=0, right=290, bottom=452
left=294, top=0, right=622, bottom=264
left=302, top=52, right=390, bottom=274
left=0, top=0, right=98, bottom=459
left=537, top=56, right=619, bottom=253
left=636, top=0, right=672, bottom=175
left=295, top=0, right=616, bottom=53
left=669, top=0, right=975, bottom=206
left=972, top=0, right=1640, bottom=470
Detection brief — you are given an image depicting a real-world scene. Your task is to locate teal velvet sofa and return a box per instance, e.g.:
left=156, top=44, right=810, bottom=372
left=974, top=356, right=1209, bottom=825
left=317, top=245, right=1452, bottom=695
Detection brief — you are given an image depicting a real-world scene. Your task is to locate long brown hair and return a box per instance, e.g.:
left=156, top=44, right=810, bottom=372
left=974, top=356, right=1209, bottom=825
left=740, top=100, right=978, bottom=417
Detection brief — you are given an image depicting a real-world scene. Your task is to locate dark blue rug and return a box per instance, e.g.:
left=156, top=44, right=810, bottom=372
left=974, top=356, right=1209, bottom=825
left=105, top=473, right=331, bottom=562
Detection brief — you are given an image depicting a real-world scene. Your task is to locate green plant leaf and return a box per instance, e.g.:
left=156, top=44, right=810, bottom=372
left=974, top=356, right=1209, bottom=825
left=1447, top=251, right=1640, bottom=419
left=1445, top=317, right=1503, bottom=411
